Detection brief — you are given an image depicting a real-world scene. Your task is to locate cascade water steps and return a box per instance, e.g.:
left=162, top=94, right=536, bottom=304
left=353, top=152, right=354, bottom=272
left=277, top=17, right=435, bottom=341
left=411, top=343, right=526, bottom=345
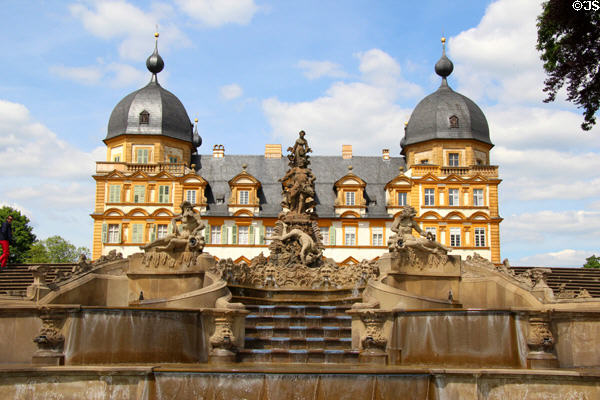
left=235, top=290, right=361, bottom=363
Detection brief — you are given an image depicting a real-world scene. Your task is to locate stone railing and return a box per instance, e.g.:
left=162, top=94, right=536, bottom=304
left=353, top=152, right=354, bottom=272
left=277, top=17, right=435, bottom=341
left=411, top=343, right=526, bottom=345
left=411, top=164, right=498, bottom=178
left=96, top=162, right=188, bottom=175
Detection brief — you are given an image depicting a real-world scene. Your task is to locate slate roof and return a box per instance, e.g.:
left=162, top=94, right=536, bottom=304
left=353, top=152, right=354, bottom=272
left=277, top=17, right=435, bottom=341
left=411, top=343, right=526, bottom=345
left=106, top=79, right=193, bottom=143
left=401, top=82, right=492, bottom=150
left=192, top=154, right=406, bottom=218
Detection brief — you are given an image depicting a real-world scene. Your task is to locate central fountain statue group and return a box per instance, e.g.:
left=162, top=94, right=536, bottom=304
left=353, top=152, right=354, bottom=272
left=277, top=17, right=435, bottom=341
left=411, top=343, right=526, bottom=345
left=140, top=131, right=450, bottom=286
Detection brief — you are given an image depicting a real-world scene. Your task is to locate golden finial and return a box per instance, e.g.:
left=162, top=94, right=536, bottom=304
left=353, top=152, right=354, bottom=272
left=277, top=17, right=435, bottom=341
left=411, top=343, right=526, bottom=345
left=348, top=165, right=353, bottom=171
left=441, top=36, right=446, bottom=44
left=242, top=163, right=248, bottom=171
left=154, top=32, right=159, bottom=39
left=194, top=118, right=198, bottom=123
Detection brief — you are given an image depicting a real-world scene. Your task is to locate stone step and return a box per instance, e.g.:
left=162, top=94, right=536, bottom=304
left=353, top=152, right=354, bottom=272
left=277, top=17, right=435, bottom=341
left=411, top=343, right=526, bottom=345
left=229, top=284, right=364, bottom=305
left=245, top=304, right=351, bottom=317
left=244, top=336, right=353, bottom=350
left=246, top=314, right=352, bottom=329
left=246, top=325, right=351, bottom=339
left=237, top=348, right=359, bottom=364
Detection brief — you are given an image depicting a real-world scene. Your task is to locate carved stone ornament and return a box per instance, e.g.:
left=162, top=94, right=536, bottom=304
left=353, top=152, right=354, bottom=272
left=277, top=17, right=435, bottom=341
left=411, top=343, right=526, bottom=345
left=32, top=308, right=66, bottom=365
left=139, top=201, right=206, bottom=269
left=525, top=314, right=558, bottom=369
left=211, top=256, right=379, bottom=289
left=209, top=315, right=237, bottom=355
left=96, top=249, right=123, bottom=264
left=359, top=310, right=387, bottom=352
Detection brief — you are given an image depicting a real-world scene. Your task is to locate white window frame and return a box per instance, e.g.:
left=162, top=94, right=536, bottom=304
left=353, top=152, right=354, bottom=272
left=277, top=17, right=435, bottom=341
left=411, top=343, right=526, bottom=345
left=345, top=226, right=356, bottom=246
left=345, top=191, right=355, bottom=206
left=448, top=189, right=460, bottom=206
left=371, top=226, right=383, bottom=246
left=186, top=190, right=197, bottom=204
left=473, top=189, right=484, bottom=206
left=474, top=227, right=486, bottom=247
left=448, top=153, right=459, bottom=167
left=397, top=192, right=407, bottom=206
left=211, top=225, right=221, bottom=244
left=424, top=188, right=435, bottom=206
left=239, top=190, right=249, bottom=205
left=157, top=224, right=168, bottom=239
left=238, top=226, right=249, bottom=244
left=450, top=227, right=461, bottom=247
left=107, top=224, right=120, bottom=243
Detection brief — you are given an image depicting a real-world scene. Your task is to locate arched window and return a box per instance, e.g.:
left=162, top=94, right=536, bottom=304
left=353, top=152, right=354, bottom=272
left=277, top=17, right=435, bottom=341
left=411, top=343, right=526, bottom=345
left=449, top=115, right=459, bottom=128
left=139, top=110, right=150, bottom=125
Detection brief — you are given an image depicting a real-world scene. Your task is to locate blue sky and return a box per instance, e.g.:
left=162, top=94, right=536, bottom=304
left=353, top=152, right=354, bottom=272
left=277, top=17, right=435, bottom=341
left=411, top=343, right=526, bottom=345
left=0, top=0, right=598, bottom=266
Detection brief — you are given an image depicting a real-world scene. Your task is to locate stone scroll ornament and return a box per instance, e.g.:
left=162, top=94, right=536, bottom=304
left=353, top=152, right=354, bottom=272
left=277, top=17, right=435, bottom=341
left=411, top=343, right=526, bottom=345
left=140, top=201, right=206, bottom=268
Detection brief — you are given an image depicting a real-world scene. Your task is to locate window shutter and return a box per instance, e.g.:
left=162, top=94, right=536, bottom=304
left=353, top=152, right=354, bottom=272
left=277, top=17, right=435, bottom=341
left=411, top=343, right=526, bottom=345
left=232, top=226, right=237, bottom=244
left=259, top=226, right=264, bottom=245
left=117, top=224, right=122, bottom=243
left=102, top=223, right=107, bottom=243
left=221, top=226, right=227, bottom=244
left=167, top=221, right=174, bottom=234
left=329, top=226, right=336, bottom=246
left=249, top=226, right=255, bottom=245
left=205, top=224, right=211, bottom=244
left=150, top=224, right=156, bottom=242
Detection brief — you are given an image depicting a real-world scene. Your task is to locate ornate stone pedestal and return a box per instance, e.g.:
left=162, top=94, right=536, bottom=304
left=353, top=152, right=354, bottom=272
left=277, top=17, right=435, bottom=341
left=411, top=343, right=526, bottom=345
left=32, top=308, right=66, bottom=366
left=526, top=313, right=559, bottom=369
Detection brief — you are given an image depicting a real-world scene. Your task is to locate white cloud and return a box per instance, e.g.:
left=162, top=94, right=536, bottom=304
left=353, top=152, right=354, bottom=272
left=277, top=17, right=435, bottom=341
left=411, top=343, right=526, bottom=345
left=6, top=183, right=94, bottom=209
left=516, top=249, right=596, bottom=268
left=49, top=65, right=103, bottom=85
left=50, top=62, right=147, bottom=88
left=70, top=1, right=189, bottom=61
left=263, top=49, right=421, bottom=155
left=220, top=83, right=243, bottom=100
left=502, top=210, right=600, bottom=243
left=449, top=0, right=544, bottom=104
left=175, top=0, right=258, bottom=27
left=297, top=60, right=347, bottom=80
left=0, top=99, right=102, bottom=179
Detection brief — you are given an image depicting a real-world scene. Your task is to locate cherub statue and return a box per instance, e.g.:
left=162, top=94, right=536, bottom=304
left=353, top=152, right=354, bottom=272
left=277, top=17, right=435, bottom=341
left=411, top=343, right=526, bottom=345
left=141, top=201, right=205, bottom=253
left=388, top=206, right=450, bottom=255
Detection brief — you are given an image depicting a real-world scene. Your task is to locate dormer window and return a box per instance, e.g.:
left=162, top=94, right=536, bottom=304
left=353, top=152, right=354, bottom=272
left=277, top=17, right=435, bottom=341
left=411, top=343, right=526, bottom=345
left=139, top=110, right=150, bottom=125
left=449, top=115, right=459, bottom=128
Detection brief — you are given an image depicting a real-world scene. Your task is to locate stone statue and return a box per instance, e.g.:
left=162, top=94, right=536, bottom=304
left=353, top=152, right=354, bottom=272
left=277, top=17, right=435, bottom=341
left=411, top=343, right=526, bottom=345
left=388, top=206, right=450, bottom=255
left=141, top=201, right=205, bottom=253
left=267, top=222, right=322, bottom=265
left=287, top=130, right=312, bottom=168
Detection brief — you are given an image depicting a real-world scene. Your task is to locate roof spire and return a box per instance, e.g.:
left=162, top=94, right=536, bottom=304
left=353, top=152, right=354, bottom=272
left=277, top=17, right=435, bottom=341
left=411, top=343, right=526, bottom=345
left=435, top=36, right=454, bottom=87
left=146, top=30, right=164, bottom=83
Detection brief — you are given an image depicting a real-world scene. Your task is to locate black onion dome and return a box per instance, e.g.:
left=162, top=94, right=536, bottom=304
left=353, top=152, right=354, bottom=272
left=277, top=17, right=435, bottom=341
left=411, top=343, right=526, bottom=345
left=105, top=35, right=192, bottom=143
left=401, top=39, right=491, bottom=152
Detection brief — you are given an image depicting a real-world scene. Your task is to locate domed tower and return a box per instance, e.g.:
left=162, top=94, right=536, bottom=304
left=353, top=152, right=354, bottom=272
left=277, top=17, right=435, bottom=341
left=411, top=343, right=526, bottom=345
left=104, top=32, right=200, bottom=166
left=92, top=33, right=206, bottom=260
left=400, top=38, right=502, bottom=263
left=401, top=38, right=493, bottom=167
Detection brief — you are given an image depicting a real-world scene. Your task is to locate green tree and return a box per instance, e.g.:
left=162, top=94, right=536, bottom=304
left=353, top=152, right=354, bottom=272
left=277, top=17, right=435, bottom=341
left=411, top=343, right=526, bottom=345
left=584, top=255, right=600, bottom=269
left=25, top=236, right=90, bottom=263
left=537, top=0, right=600, bottom=131
left=0, top=206, right=36, bottom=264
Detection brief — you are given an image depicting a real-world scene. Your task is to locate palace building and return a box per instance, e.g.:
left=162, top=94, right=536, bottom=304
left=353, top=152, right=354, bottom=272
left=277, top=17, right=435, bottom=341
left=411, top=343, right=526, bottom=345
left=91, top=37, right=502, bottom=264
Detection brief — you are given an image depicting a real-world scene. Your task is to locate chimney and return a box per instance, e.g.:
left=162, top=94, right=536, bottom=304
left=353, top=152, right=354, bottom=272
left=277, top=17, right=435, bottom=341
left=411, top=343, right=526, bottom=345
left=342, top=144, right=352, bottom=159
left=264, top=144, right=282, bottom=159
left=212, top=144, right=225, bottom=158
left=382, top=149, right=390, bottom=160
